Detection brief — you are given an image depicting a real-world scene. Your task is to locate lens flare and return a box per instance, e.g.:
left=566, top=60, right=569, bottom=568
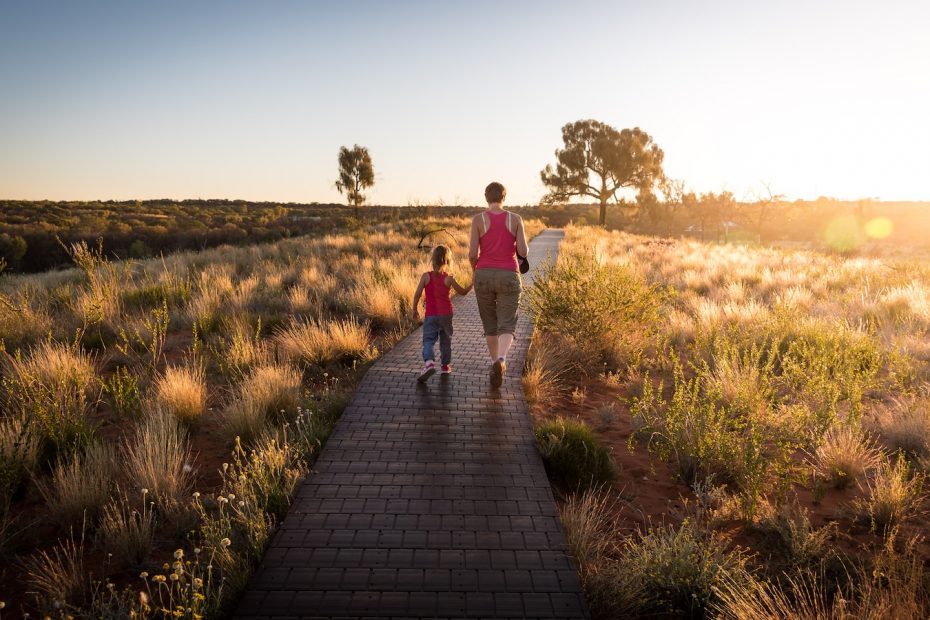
left=864, top=217, right=893, bottom=239
left=824, top=215, right=865, bottom=252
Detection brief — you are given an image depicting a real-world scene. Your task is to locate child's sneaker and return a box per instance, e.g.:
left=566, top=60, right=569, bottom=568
left=417, top=361, right=436, bottom=383
left=440, top=364, right=453, bottom=374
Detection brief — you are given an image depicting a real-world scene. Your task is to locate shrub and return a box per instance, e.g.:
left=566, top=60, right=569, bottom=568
left=2, top=340, right=97, bottom=453
left=714, top=534, right=930, bottom=619
left=155, top=364, right=207, bottom=425
left=632, top=362, right=798, bottom=520
left=813, top=426, right=881, bottom=489
left=617, top=521, right=752, bottom=617
left=526, top=251, right=668, bottom=368
left=38, top=441, right=116, bottom=528
left=123, top=412, right=193, bottom=515
left=100, top=365, right=143, bottom=418
left=855, top=452, right=925, bottom=533
left=535, top=417, right=615, bottom=489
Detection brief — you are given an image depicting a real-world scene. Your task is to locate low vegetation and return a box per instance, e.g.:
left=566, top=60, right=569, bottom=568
left=0, top=214, right=518, bottom=616
left=528, top=224, right=930, bottom=618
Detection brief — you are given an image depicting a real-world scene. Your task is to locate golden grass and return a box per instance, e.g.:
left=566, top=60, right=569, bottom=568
left=23, top=533, right=86, bottom=607
left=813, top=426, right=882, bottom=489
left=123, top=412, right=193, bottom=514
left=224, top=364, right=302, bottom=443
left=856, top=454, right=925, bottom=532
left=274, top=317, right=371, bottom=366
left=38, top=441, right=116, bottom=527
left=154, top=364, right=208, bottom=424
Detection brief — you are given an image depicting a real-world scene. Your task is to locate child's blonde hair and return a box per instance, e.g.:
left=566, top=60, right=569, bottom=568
left=431, top=245, right=452, bottom=271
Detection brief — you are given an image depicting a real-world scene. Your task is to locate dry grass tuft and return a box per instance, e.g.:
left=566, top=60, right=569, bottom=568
left=22, top=533, right=86, bottom=607
left=856, top=453, right=925, bottom=533
left=559, top=487, right=618, bottom=570
left=99, top=488, right=156, bottom=567
left=522, top=335, right=577, bottom=404
left=155, top=364, right=208, bottom=424
left=813, top=426, right=882, bottom=489
left=0, top=414, right=41, bottom=502
left=123, top=412, right=193, bottom=515
left=875, top=399, right=930, bottom=458
left=2, top=340, right=97, bottom=450
left=274, top=317, right=371, bottom=366
left=224, top=364, right=302, bottom=443
left=38, top=441, right=116, bottom=527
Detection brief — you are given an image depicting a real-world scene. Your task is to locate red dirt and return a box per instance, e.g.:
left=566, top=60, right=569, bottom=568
left=530, top=373, right=930, bottom=570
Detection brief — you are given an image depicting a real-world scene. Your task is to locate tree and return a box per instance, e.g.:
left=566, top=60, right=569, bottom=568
left=743, top=182, right=785, bottom=243
left=335, top=145, right=375, bottom=215
left=540, top=120, right=665, bottom=226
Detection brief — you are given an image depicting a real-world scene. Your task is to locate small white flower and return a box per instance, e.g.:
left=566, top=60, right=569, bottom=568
left=183, top=464, right=193, bottom=473
left=192, top=491, right=201, bottom=498
left=141, top=488, right=149, bottom=495
left=220, top=537, right=231, bottom=547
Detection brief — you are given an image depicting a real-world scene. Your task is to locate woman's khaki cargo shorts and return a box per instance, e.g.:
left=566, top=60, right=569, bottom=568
left=473, top=268, right=522, bottom=336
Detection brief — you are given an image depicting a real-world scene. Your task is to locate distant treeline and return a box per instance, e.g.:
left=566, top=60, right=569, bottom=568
left=0, top=199, right=488, bottom=273
left=1, top=197, right=928, bottom=273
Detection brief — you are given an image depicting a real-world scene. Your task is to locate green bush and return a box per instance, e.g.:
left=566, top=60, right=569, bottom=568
left=617, top=522, right=751, bottom=618
left=535, top=417, right=615, bottom=489
left=526, top=251, right=669, bottom=369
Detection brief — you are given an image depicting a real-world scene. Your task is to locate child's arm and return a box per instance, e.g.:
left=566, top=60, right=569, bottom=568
left=446, top=275, right=473, bottom=295
left=411, top=273, right=428, bottom=319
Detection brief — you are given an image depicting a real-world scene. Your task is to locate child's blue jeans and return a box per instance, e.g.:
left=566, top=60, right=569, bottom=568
left=422, top=314, right=453, bottom=364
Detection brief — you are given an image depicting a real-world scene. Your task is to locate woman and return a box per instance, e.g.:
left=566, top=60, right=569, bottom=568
left=469, top=181, right=529, bottom=388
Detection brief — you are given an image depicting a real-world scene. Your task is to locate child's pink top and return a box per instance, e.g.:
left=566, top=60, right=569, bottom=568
left=424, top=271, right=453, bottom=316
left=475, top=211, right=518, bottom=272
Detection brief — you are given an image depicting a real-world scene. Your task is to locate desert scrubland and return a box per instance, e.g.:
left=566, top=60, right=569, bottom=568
left=528, top=225, right=930, bottom=618
left=0, top=215, right=544, bottom=617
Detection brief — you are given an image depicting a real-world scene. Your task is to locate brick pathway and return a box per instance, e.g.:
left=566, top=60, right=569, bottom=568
left=235, top=230, right=589, bottom=619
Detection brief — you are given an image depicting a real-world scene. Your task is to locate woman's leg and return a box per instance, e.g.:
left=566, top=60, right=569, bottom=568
left=474, top=270, right=500, bottom=360
left=495, top=272, right=522, bottom=361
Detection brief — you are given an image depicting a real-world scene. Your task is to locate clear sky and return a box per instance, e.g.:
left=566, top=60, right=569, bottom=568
left=1, top=1, right=928, bottom=205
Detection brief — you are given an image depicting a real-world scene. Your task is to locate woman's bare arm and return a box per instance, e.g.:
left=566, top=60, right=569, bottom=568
left=468, top=215, right=481, bottom=268
left=515, top=214, right=529, bottom=257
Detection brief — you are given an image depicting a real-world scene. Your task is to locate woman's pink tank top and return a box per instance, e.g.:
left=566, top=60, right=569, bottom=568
left=475, top=211, right=518, bottom=272
left=424, top=271, right=453, bottom=316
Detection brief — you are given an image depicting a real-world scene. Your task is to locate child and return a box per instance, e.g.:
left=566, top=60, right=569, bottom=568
left=411, top=245, right=472, bottom=382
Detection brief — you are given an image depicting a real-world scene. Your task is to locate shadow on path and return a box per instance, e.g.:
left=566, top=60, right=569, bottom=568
left=235, top=230, right=589, bottom=619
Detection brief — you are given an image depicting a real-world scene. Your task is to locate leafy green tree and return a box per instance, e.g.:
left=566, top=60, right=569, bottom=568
left=336, top=145, right=375, bottom=215
left=0, top=233, right=27, bottom=270
left=541, top=120, right=665, bottom=226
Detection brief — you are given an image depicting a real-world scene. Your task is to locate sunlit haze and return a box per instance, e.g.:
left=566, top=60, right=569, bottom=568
left=1, top=0, right=928, bottom=205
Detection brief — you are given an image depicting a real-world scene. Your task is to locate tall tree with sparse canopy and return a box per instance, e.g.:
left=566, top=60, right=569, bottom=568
left=541, top=120, right=665, bottom=226
left=335, top=145, right=375, bottom=215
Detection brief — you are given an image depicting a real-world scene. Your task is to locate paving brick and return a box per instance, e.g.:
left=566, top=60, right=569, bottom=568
left=234, top=231, right=587, bottom=618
